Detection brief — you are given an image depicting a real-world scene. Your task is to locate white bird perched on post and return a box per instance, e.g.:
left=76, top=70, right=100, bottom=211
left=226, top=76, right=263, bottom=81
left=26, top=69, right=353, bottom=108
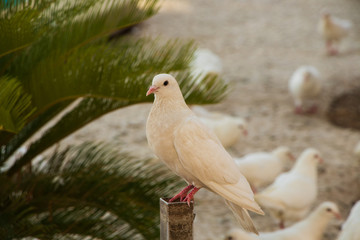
left=191, top=105, right=248, bottom=148
left=234, top=146, right=295, bottom=192
left=318, top=12, right=352, bottom=55
left=255, top=148, right=323, bottom=228
left=146, top=74, right=264, bottom=234
left=288, top=66, right=322, bottom=114
left=337, top=201, right=360, bottom=240
left=225, top=201, right=341, bottom=240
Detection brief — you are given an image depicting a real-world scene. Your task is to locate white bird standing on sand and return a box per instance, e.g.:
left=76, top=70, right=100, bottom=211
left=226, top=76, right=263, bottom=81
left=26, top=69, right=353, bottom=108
left=146, top=74, right=264, bottom=234
left=191, top=106, right=248, bottom=148
left=225, top=202, right=341, bottom=240
left=318, top=12, right=352, bottom=55
left=190, top=48, right=223, bottom=80
left=255, top=148, right=323, bottom=228
left=234, top=147, right=295, bottom=191
left=288, top=66, right=321, bottom=114
left=337, top=201, right=360, bottom=240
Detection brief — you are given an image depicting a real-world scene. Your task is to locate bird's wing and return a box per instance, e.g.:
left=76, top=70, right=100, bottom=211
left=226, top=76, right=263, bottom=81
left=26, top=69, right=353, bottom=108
left=174, top=116, right=241, bottom=185
left=174, top=117, right=263, bottom=214
left=256, top=174, right=315, bottom=210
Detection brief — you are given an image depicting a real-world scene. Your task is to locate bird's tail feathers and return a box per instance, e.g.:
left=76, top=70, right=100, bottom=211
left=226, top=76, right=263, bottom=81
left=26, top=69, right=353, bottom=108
left=207, top=181, right=264, bottom=215
left=225, top=200, right=259, bottom=235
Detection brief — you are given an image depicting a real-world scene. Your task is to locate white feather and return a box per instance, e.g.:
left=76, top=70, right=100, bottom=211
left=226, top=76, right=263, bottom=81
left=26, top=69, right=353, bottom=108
left=226, top=202, right=341, bottom=240
left=288, top=66, right=321, bottom=109
left=234, top=146, right=294, bottom=189
left=337, top=201, right=360, bottom=240
left=191, top=106, right=247, bottom=148
left=146, top=74, right=263, bottom=234
left=190, top=48, right=223, bottom=80
left=255, top=148, right=322, bottom=225
left=318, top=14, right=352, bottom=42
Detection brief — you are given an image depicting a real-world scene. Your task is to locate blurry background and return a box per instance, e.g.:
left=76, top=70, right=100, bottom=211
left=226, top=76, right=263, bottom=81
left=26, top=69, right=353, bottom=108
left=1, top=0, right=360, bottom=239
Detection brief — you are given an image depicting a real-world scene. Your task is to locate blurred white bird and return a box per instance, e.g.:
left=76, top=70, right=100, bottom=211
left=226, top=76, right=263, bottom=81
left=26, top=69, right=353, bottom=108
left=255, top=148, right=323, bottom=228
left=234, top=147, right=295, bottom=192
left=354, top=141, right=360, bottom=159
left=337, top=201, right=360, bottom=240
left=225, top=201, right=341, bottom=240
left=146, top=74, right=264, bottom=234
left=318, top=12, right=352, bottom=55
left=191, top=105, right=248, bottom=148
left=288, top=66, right=321, bottom=114
left=190, top=48, right=223, bottom=80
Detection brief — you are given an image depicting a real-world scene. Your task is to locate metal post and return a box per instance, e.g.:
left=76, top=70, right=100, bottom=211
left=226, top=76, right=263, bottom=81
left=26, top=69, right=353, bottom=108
left=160, top=198, right=195, bottom=240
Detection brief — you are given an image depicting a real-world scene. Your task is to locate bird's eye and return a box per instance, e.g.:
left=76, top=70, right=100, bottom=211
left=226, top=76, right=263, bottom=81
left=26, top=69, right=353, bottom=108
left=326, top=208, right=332, bottom=212
left=163, top=80, right=169, bottom=86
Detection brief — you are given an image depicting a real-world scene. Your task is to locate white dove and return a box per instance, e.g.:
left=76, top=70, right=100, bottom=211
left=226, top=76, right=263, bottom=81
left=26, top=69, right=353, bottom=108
left=288, top=66, right=321, bottom=114
left=255, top=148, right=323, bottom=228
left=337, top=201, right=360, bottom=240
left=318, top=12, right=352, bottom=55
left=146, top=74, right=264, bottom=234
left=234, top=146, right=295, bottom=191
left=190, top=48, right=223, bottom=81
left=225, top=201, right=341, bottom=240
left=191, top=105, right=248, bottom=148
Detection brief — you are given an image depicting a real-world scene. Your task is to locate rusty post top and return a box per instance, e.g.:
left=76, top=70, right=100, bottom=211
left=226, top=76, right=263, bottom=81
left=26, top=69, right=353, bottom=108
left=160, top=198, right=194, bottom=208
left=160, top=198, right=195, bottom=240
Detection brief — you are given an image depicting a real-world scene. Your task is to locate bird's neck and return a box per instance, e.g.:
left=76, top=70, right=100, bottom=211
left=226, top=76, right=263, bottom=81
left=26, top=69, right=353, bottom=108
left=296, top=210, right=331, bottom=239
left=151, top=94, right=192, bottom=117
left=292, top=160, right=317, bottom=179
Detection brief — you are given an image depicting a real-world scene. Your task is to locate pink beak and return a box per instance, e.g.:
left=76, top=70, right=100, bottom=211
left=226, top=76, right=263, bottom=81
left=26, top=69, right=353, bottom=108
left=319, top=157, right=324, bottom=164
left=288, top=153, right=296, bottom=161
left=334, top=212, right=342, bottom=220
left=146, top=85, right=159, bottom=96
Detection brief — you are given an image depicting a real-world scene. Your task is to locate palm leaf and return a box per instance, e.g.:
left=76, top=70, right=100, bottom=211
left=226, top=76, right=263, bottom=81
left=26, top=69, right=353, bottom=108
left=0, top=76, right=36, bottom=133
left=0, top=142, right=183, bottom=240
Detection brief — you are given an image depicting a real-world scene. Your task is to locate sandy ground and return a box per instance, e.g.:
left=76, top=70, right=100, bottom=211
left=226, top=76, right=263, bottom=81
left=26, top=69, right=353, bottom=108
left=62, top=0, right=360, bottom=239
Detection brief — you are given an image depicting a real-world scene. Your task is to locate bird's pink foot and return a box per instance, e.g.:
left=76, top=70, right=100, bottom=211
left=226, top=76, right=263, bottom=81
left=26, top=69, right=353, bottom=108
left=169, top=185, right=194, bottom=202
left=183, top=187, right=200, bottom=207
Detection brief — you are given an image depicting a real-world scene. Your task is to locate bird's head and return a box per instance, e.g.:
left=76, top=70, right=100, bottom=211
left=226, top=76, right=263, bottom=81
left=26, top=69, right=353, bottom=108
left=273, top=146, right=295, bottom=163
left=304, top=71, right=312, bottom=81
left=146, top=74, right=182, bottom=99
left=299, top=148, right=324, bottom=165
left=318, top=201, right=341, bottom=220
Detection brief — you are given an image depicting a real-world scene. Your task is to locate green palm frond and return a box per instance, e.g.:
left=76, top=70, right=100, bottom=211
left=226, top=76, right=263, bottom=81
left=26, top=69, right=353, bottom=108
left=5, top=0, right=159, bottom=76
left=0, top=1, right=228, bottom=238
left=0, top=76, right=36, bottom=133
left=0, top=142, right=183, bottom=240
left=0, top=100, right=72, bottom=166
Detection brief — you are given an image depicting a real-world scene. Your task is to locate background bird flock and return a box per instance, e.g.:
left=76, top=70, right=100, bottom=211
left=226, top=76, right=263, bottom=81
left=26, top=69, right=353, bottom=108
left=43, top=0, right=359, bottom=239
